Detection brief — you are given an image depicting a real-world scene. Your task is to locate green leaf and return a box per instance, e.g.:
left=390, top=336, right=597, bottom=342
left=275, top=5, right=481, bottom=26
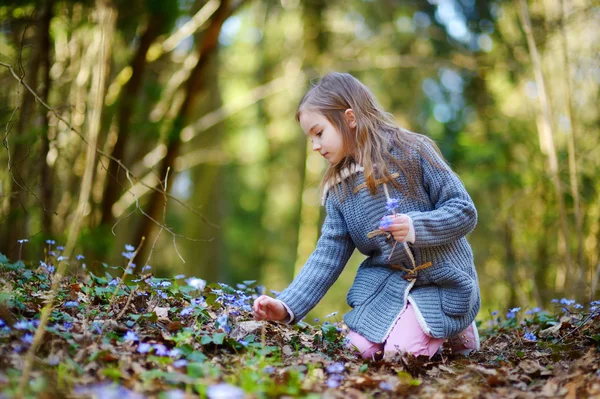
left=200, top=335, right=213, bottom=345
left=101, top=367, right=121, bottom=380
left=0, top=252, right=9, bottom=264
left=212, top=333, right=226, bottom=345
left=359, top=364, right=368, bottom=373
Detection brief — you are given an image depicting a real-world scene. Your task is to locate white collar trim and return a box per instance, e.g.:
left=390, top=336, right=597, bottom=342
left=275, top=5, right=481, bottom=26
left=321, top=164, right=364, bottom=206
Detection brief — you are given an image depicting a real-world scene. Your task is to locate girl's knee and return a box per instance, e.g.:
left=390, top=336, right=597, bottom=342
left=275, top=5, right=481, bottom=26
left=345, top=331, right=383, bottom=360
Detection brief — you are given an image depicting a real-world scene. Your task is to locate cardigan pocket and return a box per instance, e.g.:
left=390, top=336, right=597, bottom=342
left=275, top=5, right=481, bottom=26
left=346, top=267, right=393, bottom=308
left=428, top=262, right=476, bottom=317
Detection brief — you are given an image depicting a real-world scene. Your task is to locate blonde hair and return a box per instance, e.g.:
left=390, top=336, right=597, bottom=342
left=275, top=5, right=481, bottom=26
left=296, top=72, right=444, bottom=199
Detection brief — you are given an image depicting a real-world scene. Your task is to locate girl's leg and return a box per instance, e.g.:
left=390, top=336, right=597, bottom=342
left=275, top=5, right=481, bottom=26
left=345, top=330, right=384, bottom=360
left=383, top=302, right=445, bottom=358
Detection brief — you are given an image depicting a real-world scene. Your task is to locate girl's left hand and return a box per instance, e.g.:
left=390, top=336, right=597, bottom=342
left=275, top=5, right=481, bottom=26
left=379, top=214, right=411, bottom=242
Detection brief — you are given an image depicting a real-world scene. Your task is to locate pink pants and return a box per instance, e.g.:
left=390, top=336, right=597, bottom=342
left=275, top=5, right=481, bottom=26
left=346, top=301, right=445, bottom=359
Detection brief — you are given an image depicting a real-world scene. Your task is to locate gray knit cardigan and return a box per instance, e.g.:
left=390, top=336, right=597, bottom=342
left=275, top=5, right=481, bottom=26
left=276, top=139, right=480, bottom=343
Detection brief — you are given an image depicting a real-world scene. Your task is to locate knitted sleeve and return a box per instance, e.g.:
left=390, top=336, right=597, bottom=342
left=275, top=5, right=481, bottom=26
left=276, top=197, right=355, bottom=323
left=405, top=141, right=477, bottom=247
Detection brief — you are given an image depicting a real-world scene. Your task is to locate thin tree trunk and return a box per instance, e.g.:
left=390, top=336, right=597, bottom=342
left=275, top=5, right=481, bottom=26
left=517, top=0, right=573, bottom=292
left=64, top=0, right=115, bottom=255
left=39, top=0, right=56, bottom=238
left=4, top=18, right=43, bottom=258
left=133, top=0, right=239, bottom=265
left=559, top=0, right=584, bottom=291
left=100, top=15, right=163, bottom=227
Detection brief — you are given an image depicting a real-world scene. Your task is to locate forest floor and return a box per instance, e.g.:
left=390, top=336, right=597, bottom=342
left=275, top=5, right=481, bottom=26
left=0, top=248, right=599, bottom=399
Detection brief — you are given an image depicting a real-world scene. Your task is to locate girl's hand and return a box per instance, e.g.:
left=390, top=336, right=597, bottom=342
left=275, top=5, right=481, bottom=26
left=379, top=214, right=411, bottom=243
left=253, top=295, right=289, bottom=322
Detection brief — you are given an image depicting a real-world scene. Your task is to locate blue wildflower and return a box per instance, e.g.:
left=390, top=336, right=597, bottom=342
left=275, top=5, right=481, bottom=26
left=122, top=251, right=134, bottom=260
left=64, top=301, right=79, bottom=308
left=314, top=318, right=320, bottom=323
left=191, top=298, right=205, bottom=307
left=160, top=281, right=172, bottom=288
left=385, top=197, right=400, bottom=213
left=108, top=278, right=119, bottom=286
left=325, top=312, right=338, bottom=318
left=0, top=319, right=5, bottom=328
left=180, top=307, right=194, bottom=317
left=123, top=331, right=139, bottom=342
left=185, top=277, right=205, bottom=290
left=63, top=322, right=72, bottom=330
left=172, top=359, right=188, bottom=368
left=153, top=344, right=168, bottom=356
left=574, top=303, right=583, bottom=309
left=174, top=274, right=185, bottom=279
left=206, top=384, right=245, bottom=399
left=17, top=239, right=28, bottom=244
left=142, top=265, right=152, bottom=272
left=379, top=381, right=394, bottom=391
left=560, top=298, right=575, bottom=306
left=46, top=239, right=55, bottom=245
left=21, top=333, right=33, bottom=344
left=76, top=254, right=85, bottom=260
left=125, top=244, right=135, bottom=252
left=524, top=332, right=537, bottom=342
left=137, top=343, right=151, bottom=353
left=506, top=311, right=516, bottom=319
left=491, top=310, right=499, bottom=316
left=326, top=377, right=341, bottom=388
left=56, top=245, right=65, bottom=251
left=551, top=299, right=559, bottom=303
left=379, top=215, right=393, bottom=229
left=263, top=366, right=275, bottom=374
left=510, top=307, right=521, bottom=313
left=57, top=256, right=68, bottom=262
left=216, top=314, right=230, bottom=332
left=168, top=348, right=181, bottom=358
left=326, top=362, right=345, bottom=374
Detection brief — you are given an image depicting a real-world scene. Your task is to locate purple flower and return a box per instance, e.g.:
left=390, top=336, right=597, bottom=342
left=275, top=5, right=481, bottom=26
left=326, top=362, right=345, bottom=374
left=108, top=278, right=119, bottom=286
left=137, top=343, right=151, bottom=353
left=123, top=331, right=139, bottom=342
left=64, top=301, right=79, bottom=308
left=509, top=307, right=521, bottom=313
left=206, top=383, right=245, bottom=399
left=491, top=310, right=499, bottom=316
left=125, top=244, right=135, bottom=252
left=379, top=381, right=394, bottom=391
left=21, top=333, right=33, bottom=344
left=142, top=265, right=152, bottom=272
left=63, top=322, right=72, bottom=331
left=172, top=359, right=188, bottom=368
left=56, top=245, right=65, bottom=251
left=17, top=239, right=28, bottom=244
left=525, top=307, right=541, bottom=315
left=14, top=321, right=31, bottom=330
left=263, top=366, right=275, bottom=374
left=379, top=215, right=393, bottom=229
left=57, top=256, right=68, bottom=262
left=46, top=239, right=55, bottom=245
left=153, top=344, right=168, bottom=356
left=0, top=319, right=5, bottom=328
left=385, top=197, right=400, bottom=213
left=168, top=348, right=181, bottom=358
left=180, top=307, right=194, bottom=317
left=185, top=277, right=206, bottom=290
left=122, top=251, right=134, bottom=260
left=76, top=254, right=85, bottom=260
left=524, top=332, right=537, bottom=342
left=216, top=314, right=229, bottom=332
left=174, top=274, right=185, bottom=279
left=160, top=281, right=172, bottom=288
left=326, top=377, right=340, bottom=388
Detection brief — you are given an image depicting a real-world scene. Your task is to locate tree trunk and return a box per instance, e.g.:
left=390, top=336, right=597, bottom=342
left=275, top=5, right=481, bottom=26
left=133, top=0, right=238, bottom=265
left=39, top=0, right=56, bottom=239
left=100, top=15, right=164, bottom=228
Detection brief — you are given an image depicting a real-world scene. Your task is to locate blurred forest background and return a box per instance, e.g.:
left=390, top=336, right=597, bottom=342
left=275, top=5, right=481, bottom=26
left=0, top=0, right=598, bottom=323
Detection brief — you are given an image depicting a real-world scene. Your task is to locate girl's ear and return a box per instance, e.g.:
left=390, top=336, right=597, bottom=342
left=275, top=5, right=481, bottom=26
left=344, top=108, right=357, bottom=129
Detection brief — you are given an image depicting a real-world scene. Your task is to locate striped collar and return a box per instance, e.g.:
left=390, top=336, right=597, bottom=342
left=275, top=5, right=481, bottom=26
left=321, top=164, right=364, bottom=205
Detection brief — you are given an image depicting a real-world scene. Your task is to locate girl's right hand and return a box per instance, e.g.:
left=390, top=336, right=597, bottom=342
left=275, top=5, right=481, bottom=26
left=253, top=295, right=289, bottom=322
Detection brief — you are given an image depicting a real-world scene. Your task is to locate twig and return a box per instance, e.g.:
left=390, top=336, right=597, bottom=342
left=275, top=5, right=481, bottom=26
left=116, top=286, right=136, bottom=320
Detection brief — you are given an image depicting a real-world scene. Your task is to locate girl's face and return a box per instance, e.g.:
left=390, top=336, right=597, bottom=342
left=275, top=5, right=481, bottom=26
left=299, top=109, right=346, bottom=165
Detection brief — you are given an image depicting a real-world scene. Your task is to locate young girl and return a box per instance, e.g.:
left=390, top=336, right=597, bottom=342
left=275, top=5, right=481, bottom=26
left=253, top=72, right=480, bottom=360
